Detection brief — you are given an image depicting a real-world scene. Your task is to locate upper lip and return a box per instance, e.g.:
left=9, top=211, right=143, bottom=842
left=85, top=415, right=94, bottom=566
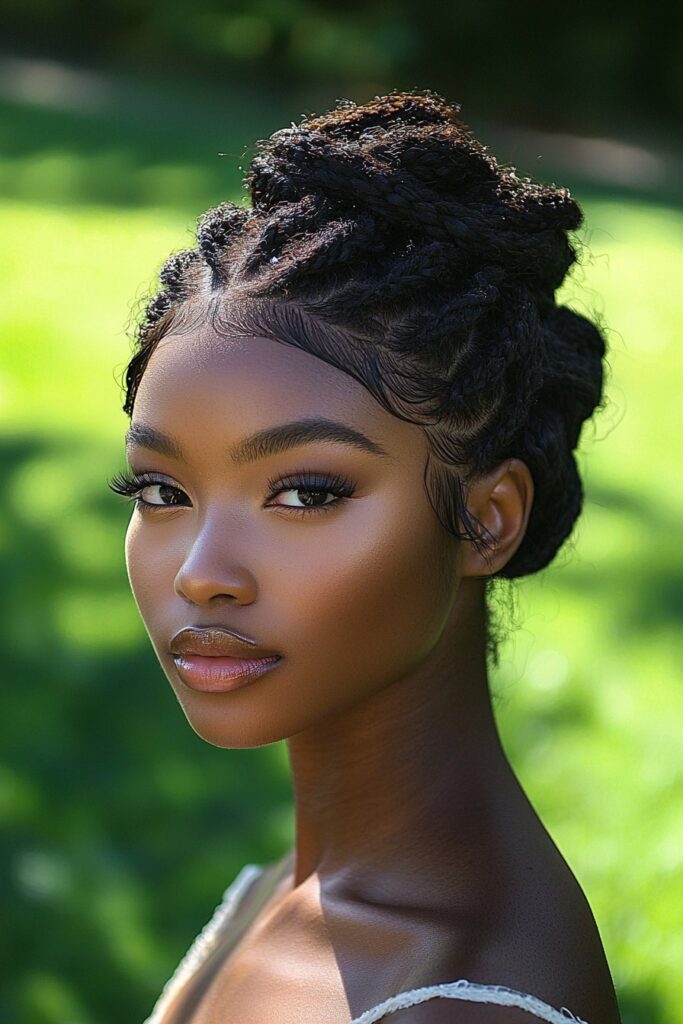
left=169, top=626, right=280, bottom=659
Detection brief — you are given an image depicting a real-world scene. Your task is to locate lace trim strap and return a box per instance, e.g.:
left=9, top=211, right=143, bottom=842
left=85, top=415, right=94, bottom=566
left=348, top=979, right=590, bottom=1024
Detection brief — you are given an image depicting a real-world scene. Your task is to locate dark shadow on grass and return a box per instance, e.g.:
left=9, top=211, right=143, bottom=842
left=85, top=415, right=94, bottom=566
left=0, top=71, right=298, bottom=210
left=616, top=978, right=669, bottom=1024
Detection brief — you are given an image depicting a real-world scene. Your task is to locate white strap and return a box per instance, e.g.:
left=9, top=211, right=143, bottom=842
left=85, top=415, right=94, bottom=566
left=349, top=979, right=590, bottom=1024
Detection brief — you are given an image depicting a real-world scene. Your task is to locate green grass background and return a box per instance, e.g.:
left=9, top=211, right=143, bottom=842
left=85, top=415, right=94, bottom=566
left=1, top=90, right=681, bottom=1024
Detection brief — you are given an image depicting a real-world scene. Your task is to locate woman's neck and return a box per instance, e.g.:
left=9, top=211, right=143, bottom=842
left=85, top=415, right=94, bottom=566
left=285, top=578, right=519, bottom=908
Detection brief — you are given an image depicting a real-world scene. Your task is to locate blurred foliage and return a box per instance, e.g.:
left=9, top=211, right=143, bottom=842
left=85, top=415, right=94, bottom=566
left=1, top=0, right=682, bottom=137
left=0, top=74, right=682, bottom=1024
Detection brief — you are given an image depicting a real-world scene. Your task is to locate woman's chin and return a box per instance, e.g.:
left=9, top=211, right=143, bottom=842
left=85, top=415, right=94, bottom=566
left=172, top=692, right=290, bottom=749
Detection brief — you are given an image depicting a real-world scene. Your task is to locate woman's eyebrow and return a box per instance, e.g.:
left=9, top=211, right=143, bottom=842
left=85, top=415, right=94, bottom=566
left=125, top=418, right=392, bottom=464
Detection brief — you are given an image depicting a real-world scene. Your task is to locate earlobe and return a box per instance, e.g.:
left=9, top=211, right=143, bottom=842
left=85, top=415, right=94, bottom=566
left=459, top=458, right=534, bottom=578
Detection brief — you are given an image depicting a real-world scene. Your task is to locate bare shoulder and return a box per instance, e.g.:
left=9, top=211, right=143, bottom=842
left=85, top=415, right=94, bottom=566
left=440, top=850, right=623, bottom=1024
left=388, top=833, right=624, bottom=1024
left=455, top=898, right=622, bottom=1024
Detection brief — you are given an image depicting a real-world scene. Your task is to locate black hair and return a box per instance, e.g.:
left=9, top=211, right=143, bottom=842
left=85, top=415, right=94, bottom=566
left=120, top=90, right=607, bottom=661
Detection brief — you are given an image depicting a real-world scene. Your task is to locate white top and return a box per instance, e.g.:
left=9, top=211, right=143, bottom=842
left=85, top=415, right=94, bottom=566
left=142, top=857, right=590, bottom=1024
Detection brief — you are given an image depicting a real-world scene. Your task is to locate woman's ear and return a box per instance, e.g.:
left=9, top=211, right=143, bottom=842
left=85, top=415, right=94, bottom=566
left=459, top=458, right=534, bottom=578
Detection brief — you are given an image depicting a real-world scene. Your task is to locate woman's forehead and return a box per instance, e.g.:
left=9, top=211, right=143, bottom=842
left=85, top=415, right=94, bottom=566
left=134, top=328, right=427, bottom=458
left=140, top=329, right=370, bottom=410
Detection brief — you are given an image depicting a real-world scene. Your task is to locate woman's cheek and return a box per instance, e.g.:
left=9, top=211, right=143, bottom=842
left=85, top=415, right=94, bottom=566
left=286, top=498, right=456, bottom=697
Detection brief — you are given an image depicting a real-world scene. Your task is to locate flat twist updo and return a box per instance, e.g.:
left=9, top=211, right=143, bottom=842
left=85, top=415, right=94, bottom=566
left=122, top=90, right=607, bottom=580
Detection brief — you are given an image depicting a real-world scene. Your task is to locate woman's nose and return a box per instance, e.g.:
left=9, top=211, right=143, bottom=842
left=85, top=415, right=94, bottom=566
left=173, top=528, right=258, bottom=606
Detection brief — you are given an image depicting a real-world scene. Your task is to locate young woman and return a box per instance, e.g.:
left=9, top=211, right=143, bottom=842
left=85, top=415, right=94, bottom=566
left=110, top=91, right=622, bottom=1023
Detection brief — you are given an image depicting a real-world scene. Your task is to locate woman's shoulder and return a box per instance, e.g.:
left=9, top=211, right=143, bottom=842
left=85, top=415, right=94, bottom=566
left=485, top=818, right=621, bottom=1023
left=429, top=877, right=621, bottom=1024
left=374, top=835, right=621, bottom=1024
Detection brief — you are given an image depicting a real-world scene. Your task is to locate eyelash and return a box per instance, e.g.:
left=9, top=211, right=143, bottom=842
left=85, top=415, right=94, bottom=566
left=106, top=469, right=357, bottom=517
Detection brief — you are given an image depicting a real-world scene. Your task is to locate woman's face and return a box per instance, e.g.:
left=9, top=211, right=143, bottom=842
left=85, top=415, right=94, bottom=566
left=124, top=323, right=462, bottom=748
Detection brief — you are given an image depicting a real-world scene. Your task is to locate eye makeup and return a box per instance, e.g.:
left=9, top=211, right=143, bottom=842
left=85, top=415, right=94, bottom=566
left=107, top=468, right=357, bottom=515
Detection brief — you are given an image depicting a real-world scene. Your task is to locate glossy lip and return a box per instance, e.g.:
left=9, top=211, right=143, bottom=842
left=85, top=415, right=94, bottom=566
left=169, top=626, right=282, bottom=694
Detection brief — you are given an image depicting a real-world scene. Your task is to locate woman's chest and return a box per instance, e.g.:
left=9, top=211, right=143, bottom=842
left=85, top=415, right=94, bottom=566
left=170, top=893, right=446, bottom=1024
left=183, top=941, right=357, bottom=1024
left=178, top=890, right=435, bottom=1024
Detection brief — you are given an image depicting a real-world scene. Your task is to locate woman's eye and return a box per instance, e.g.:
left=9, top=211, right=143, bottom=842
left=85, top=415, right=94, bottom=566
left=265, top=471, right=356, bottom=513
left=139, top=483, right=188, bottom=507
left=107, top=471, right=190, bottom=511
left=273, top=487, right=338, bottom=509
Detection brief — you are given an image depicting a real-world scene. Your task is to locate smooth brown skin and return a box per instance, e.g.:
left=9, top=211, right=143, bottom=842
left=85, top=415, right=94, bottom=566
left=124, top=324, right=621, bottom=1023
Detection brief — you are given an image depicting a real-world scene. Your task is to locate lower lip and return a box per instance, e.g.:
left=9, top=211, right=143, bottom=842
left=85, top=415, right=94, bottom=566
left=172, top=655, right=282, bottom=693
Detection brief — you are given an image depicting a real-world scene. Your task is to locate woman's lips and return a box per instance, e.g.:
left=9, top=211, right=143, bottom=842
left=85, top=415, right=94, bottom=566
left=172, top=654, right=282, bottom=693
left=168, top=625, right=281, bottom=692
